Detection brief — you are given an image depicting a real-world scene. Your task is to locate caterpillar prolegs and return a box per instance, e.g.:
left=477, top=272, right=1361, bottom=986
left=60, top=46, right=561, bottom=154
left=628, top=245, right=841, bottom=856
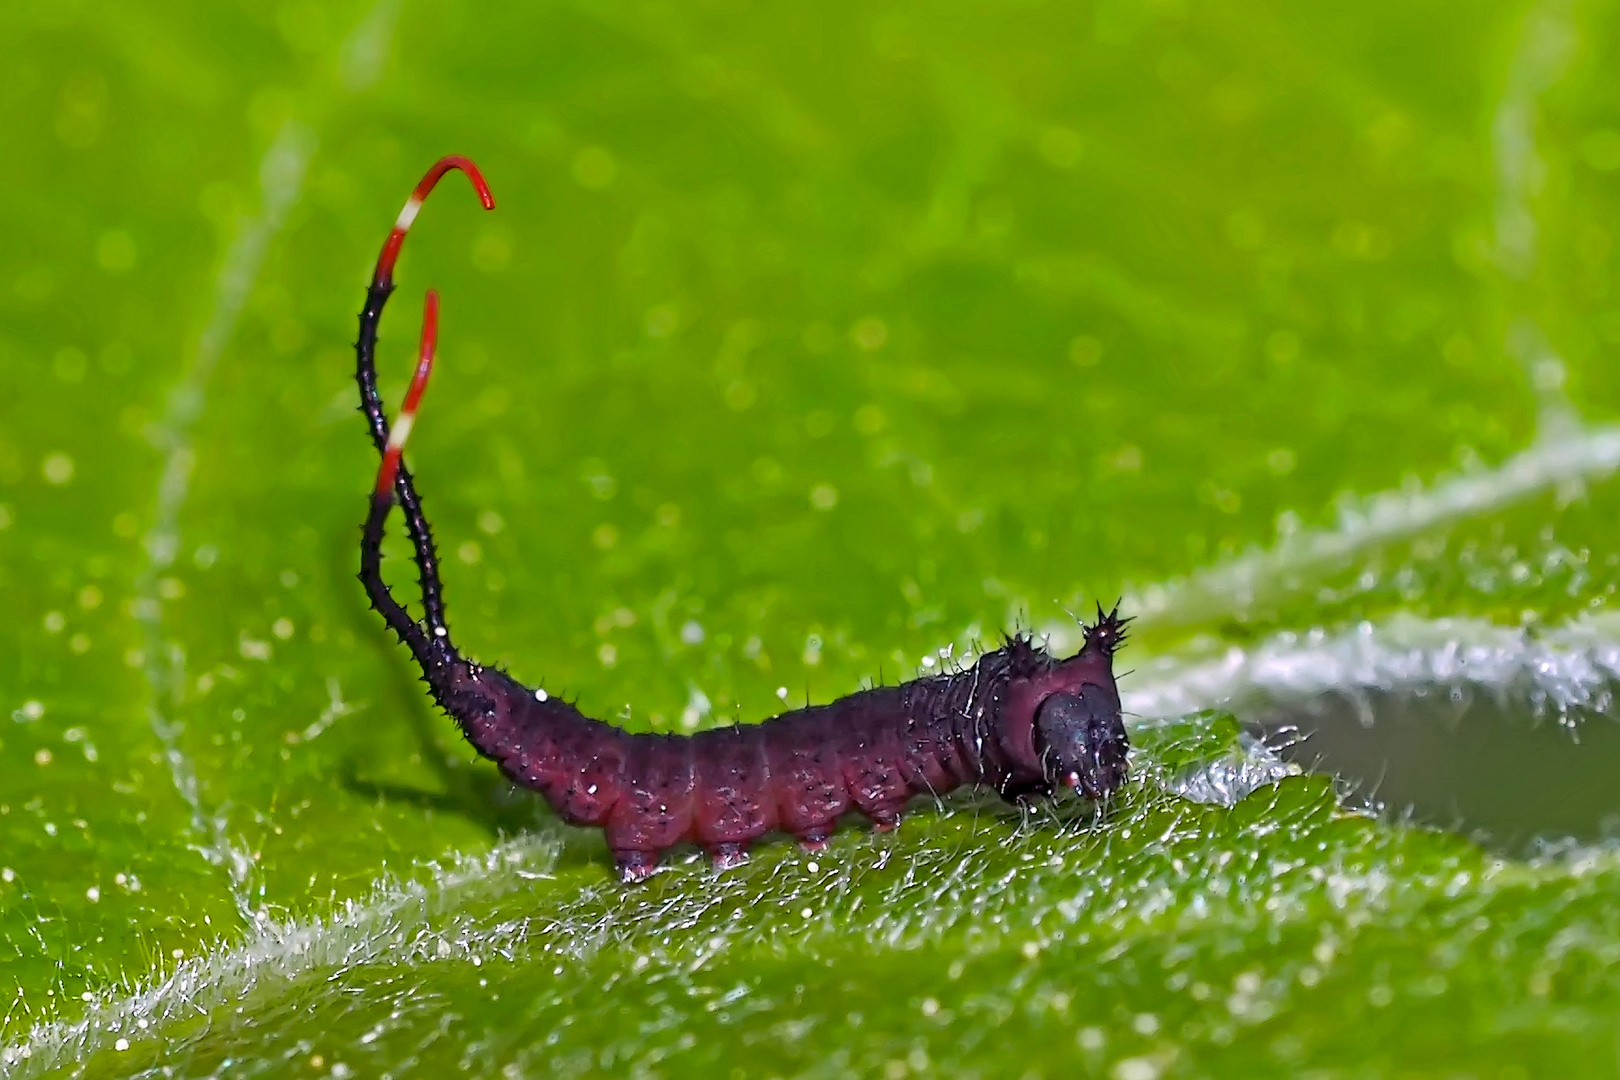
left=355, top=156, right=1131, bottom=883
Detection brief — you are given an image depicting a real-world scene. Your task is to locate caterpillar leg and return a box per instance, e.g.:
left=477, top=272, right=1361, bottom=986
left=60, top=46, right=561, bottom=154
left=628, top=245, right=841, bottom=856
left=795, top=830, right=831, bottom=853
left=613, top=849, right=661, bottom=883
left=1000, top=779, right=1055, bottom=803
left=865, top=803, right=905, bottom=831
left=707, top=842, right=750, bottom=871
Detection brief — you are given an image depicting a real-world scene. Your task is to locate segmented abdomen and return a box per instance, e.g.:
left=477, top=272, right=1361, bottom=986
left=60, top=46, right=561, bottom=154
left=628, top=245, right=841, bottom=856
left=451, top=666, right=969, bottom=867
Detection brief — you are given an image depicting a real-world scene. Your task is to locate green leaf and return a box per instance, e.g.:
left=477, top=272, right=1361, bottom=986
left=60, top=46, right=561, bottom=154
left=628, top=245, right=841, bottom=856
left=4, top=0, right=1620, bottom=1075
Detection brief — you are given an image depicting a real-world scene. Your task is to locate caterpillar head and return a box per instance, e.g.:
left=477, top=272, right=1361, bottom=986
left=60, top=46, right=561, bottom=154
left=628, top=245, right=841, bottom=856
left=1029, top=604, right=1130, bottom=800
left=1033, top=683, right=1128, bottom=800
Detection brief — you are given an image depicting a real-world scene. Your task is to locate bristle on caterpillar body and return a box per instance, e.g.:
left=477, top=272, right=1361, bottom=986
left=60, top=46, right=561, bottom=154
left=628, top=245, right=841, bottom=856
left=354, top=156, right=1131, bottom=883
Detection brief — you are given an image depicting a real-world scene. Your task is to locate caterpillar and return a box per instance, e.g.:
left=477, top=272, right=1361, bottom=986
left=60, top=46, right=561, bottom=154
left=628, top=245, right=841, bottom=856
left=355, top=156, right=1131, bottom=882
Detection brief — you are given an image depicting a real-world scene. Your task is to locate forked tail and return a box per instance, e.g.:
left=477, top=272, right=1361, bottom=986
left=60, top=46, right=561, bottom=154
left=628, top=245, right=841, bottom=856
left=355, top=156, right=495, bottom=682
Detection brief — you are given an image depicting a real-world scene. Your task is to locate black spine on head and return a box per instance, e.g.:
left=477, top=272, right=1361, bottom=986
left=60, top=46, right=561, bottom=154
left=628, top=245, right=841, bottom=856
left=1084, top=602, right=1131, bottom=657
left=1001, top=632, right=1051, bottom=678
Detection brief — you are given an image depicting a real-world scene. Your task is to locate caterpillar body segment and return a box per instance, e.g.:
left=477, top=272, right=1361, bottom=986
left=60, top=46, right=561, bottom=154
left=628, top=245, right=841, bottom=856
left=355, top=156, right=1131, bottom=883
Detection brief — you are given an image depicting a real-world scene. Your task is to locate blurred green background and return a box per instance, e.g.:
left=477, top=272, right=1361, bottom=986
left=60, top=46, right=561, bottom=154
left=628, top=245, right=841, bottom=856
left=4, top=0, right=1620, bottom=1075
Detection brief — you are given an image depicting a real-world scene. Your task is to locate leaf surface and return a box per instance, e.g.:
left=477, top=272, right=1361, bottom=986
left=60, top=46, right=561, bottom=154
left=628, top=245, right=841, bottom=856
left=3, top=0, right=1620, bottom=1075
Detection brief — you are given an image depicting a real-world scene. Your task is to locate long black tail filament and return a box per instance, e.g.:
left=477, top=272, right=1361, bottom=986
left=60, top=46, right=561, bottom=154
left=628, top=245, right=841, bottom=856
left=354, top=156, right=495, bottom=682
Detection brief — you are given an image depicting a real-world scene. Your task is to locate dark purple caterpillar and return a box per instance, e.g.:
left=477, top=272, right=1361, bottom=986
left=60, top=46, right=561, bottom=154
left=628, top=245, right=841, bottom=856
left=356, top=156, right=1131, bottom=882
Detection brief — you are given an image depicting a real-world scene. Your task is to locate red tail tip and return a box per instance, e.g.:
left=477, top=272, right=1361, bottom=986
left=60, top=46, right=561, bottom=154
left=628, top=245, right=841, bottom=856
left=422, top=155, right=496, bottom=211
left=374, top=155, right=496, bottom=286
